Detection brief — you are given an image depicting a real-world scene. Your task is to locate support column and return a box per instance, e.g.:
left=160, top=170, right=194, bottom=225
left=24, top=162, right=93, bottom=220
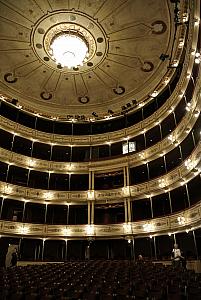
left=65, top=239, right=68, bottom=261
left=61, top=243, right=64, bottom=261
left=158, top=123, right=163, bottom=140
left=163, top=155, right=167, bottom=173
left=88, top=201, right=91, bottom=225
left=11, top=133, right=15, bottom=152
left=89, top=171, right=92, bottom=190
left=108, top=144, right=111, bottom=157
left=178, top=145, right=183, bottom=161
left=132, top=238, right=135, bottom=261
left=18, top=238, right=22, bottom=260
left=146, top=162, right=150, bottom=180
left=27, top=168, right=31, bottom=188
left=153, top=236, right=157, bottom=260
left=193, top=230, right=198, bottom=260
left=22, top=202, right=26, bottom=222
left=168, top=192, right=173, bottom=214
left=44, top=204, right=48, bottom=224
left=50, top=144, right=53, bottom=161
left=123, top=167, right=127, bottom=187
left=91, top=171, right=94, bottom=190
left=127, top=198, right=131, bottom=222
left=66, top=205, right=69, bottom=225
left=124, top=199, right=128, bottom=223
left=69, top=173, right=71, bottom=191
left=143, top=132, right=146, bottom=148
left=34, top=244, right=37, bottom=261
left=191, top=131, right=196, bottom=148
left=185, top=184, right=191, bottom=207
left=88, top=171, right=94, bottom=225
left=0, top=198, right=4, bottom=219
left=38, top=242, right=41, bottom=260
left=41, top=239, right=45, bottom=261
left=150, top=197, right=153, bottom=218
left=47, top=171, right=51, bottom=190
left=173, top=234, right=176, bottom=245
left=126, top=166, right=130, bottom=186
left=123, top=166, right=130, bottom=223
left=91, top=201, right=94, bottom=224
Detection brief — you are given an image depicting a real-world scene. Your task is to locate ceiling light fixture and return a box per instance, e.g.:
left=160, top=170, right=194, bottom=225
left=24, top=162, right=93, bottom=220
left=50, top=33, right=89, bottom=68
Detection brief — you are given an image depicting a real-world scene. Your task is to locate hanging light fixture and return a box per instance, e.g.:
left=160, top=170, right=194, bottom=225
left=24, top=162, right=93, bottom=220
left=50, top=33, right=89, bottom=68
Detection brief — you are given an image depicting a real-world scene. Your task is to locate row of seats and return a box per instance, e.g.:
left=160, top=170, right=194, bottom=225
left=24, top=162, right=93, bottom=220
left=0, top=260, right=201, bottom=299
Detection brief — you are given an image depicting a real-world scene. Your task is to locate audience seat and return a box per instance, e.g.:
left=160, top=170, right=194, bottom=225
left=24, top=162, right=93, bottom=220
left=0, top=261, right=201, bottom=300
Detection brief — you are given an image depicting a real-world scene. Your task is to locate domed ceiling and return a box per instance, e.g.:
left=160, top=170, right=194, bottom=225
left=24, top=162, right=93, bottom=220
left=0, top=0, right=176, bottom=119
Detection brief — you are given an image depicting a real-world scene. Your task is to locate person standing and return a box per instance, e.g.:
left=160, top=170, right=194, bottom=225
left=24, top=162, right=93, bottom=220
left=171, top=244, right=182, bottom=268
left=11, top=248, right=18, bottom=267
left=138, top=254, right=144, bottom=262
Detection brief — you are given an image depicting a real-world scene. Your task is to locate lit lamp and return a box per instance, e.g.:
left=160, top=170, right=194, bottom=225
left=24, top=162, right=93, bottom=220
left=62, top=227, right=71, bottom=236
left=123, top=223, right=132, bottom=234
left=87, top=190, right=95, bottom=200
left=143, top=223, right=155, bottom=232
left=86, top=224, right=94, bottom=236
left=50, top=33, right=89, bottom=68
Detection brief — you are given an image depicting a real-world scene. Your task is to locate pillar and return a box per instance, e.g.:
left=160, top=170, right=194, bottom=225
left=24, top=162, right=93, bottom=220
left=91, top=171, right=94, bottom=190
left=91, top=201, right=94, bottom=224
left=22, top=202, right=26, bottom=222
left=65, top=240, right=68, bottom=261
left=41, top=239, right=45, bottom=261
left=44, top=204, right=48, bottom=224
left=123, top=166, right=127, bottom=187
left=126, top=166, right=130, bottom=186
left=34, top=244, right=37, bottom=261
left=127, top=198, right=131, bottom=222
left=89, top=171, right=92, bottom=190
left=124, top=199, right=128, bottom=223
left=132, top=239, right=135, bottom=261
left=66, top=204, right=69, bottom=225
left=88, top=201, right=91, bottom=225
left=153, top=236, right=157, bottom=260
left=185, top=184, right=191, bottom=207
left=0, top=198, right=4, bottom=219
left=192, top=230, right=198, bottom=260
left=150, top=197, right=153, bottom=218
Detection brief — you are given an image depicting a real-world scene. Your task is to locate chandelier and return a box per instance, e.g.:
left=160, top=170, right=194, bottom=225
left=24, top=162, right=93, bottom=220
left=50, top=33, right=89, bottom=68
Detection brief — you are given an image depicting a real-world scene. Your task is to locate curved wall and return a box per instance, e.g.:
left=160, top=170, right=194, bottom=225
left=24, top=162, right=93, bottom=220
left=0, top=1, right=200, bottom=262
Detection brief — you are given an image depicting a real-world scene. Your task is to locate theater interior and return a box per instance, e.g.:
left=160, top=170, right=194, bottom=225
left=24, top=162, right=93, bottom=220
left=0, top=0, right=201, bottom=299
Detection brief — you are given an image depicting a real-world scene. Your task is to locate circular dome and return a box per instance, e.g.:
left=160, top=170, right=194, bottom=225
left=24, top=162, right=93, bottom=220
left=0, top=0, right=200, bottom=259
left=0, top=0, right=179, bottom=120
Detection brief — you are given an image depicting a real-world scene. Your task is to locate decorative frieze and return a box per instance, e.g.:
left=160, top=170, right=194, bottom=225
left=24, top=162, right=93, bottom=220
left=0, top=91, right=200, bottom=174
left=0, top=201, right=200, bottom=238
left=0, top=140, right=200, bottom=204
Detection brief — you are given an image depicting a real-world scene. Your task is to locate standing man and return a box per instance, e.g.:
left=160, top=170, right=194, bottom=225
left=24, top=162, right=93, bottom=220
left=171, top=244, right=182, bottom=268
left=11, top=248, right=18, bottom=267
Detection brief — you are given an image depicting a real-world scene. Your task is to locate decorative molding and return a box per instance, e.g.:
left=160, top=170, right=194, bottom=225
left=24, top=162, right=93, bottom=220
left=0, top=201, right=201, bottom=238
left=0, top=89, right=200, bottom=173
left=0, top=139, right=200, bottom=204
left=0, top=32, right=199, bottom=146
